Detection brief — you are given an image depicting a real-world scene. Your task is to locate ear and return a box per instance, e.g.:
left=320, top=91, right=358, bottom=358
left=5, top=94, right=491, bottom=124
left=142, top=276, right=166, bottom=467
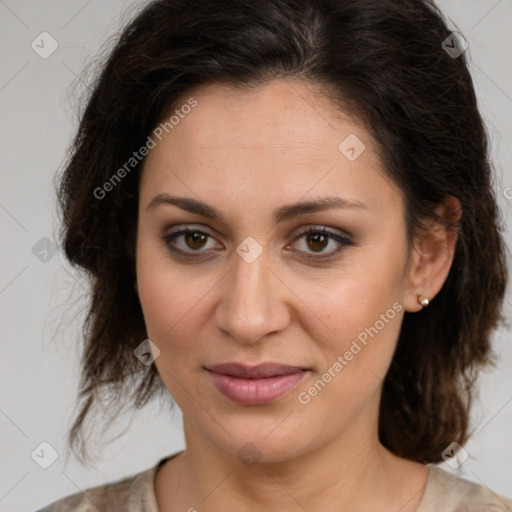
left=403, top=196, right=461, bottom=313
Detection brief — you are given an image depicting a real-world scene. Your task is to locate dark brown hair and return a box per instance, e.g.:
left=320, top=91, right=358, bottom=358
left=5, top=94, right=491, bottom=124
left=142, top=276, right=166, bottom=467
left=56, top=0, right=508, bottom=466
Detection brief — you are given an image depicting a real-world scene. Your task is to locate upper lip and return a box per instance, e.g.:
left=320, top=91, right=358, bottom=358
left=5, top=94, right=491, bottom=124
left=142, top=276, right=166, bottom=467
left=206, top=362, right=307, bottom=379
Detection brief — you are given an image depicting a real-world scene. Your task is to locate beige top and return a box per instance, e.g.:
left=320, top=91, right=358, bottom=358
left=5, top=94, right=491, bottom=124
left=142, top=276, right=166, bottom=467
left=36, top=451, right=512, bottom=511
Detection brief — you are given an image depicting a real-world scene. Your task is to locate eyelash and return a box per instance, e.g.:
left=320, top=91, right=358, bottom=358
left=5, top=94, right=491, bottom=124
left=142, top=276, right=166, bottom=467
left=162, top=226, right=354, bottom=261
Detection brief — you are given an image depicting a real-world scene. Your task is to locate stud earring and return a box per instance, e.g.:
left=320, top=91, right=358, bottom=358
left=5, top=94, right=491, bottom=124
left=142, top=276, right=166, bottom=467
left=417, top=294, right=430, bottom=307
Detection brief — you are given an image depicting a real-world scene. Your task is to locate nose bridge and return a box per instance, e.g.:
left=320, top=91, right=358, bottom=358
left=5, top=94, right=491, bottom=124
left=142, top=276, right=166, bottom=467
left=216, top=243, right=288, bottom=343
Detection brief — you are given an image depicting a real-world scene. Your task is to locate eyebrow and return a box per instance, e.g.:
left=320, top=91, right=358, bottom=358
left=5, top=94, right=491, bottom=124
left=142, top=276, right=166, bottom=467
left=145, top=193, right=369, bottom=224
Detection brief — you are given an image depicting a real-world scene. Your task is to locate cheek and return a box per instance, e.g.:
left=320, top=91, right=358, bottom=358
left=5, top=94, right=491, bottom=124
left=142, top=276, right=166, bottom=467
left=136, top=263, right=206, bottom=397
left=138, top=270, right=201, bottom=344
left=295, top=281, right=403, bottom=415
left=136, top=238, right=187, bottom=342
left=294, top=264, right=402, bottom=339
left=135, top=239, right=218, bottom=366
left=290, top=260, right=405, bottom=396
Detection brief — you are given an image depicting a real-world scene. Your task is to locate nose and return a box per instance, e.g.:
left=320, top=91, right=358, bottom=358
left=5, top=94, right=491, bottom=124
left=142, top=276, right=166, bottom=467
left=214, top=245, right=291, bottom=345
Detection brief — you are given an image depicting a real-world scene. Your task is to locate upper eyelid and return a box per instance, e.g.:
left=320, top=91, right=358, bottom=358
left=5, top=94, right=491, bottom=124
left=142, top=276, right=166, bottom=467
left=164, top=224, right=350, bottom=242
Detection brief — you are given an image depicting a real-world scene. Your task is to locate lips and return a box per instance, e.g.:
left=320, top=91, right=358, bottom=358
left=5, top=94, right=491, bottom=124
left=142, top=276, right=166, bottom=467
left=205, top=362, right=308, bottom=405
left=206, top=362, right=305, bottom=379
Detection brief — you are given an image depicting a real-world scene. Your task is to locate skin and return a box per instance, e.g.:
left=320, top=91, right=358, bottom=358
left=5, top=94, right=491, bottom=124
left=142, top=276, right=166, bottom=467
left=135, top=78, right=460, bottom=511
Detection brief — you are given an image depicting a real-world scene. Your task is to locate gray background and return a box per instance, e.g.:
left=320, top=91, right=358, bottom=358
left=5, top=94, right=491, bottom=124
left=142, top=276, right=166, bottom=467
left=1, top=1, right=511, bottom=510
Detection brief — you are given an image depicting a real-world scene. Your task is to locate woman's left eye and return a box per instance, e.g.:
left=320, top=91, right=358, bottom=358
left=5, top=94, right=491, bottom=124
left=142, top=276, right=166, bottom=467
left=162, top=226, right=354, bottom=260
left=290, top=227, right=354, bottom=260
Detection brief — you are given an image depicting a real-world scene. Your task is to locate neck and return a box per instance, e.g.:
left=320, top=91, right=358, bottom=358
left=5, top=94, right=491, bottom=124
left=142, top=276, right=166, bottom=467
left=155, top=412, right=429, bottom=511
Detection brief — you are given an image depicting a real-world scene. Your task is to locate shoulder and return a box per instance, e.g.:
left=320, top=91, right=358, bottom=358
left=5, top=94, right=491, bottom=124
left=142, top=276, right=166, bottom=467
left=34, top=462, right=160, bottom=512
left=418, top=464, right=512, bottom=512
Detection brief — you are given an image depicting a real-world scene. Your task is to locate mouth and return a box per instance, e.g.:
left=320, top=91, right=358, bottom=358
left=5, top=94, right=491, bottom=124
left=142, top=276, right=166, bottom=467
left=205, top=362, right=309, bottom=405
left=206, top=362, right=307, bottom=379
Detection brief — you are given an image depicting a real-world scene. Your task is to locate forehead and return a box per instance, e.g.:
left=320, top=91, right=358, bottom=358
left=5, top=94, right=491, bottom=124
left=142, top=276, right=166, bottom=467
left=139, top=79, right=403, bottom=220
left=155, top=79, right=366, bottom=157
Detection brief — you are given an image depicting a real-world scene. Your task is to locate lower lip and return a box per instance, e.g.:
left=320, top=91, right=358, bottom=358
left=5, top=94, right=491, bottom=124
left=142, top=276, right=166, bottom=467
left=207, top=370, right=307, bottom=405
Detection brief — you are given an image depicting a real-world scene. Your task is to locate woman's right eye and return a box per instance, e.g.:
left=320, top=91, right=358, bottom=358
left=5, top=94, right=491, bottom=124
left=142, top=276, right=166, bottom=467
left=162, top=228, right=221, bottom=257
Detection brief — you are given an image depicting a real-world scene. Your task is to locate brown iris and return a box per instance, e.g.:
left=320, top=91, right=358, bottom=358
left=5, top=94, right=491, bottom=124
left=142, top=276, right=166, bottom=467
left=306, top=232, right=329, bottom=252
left=185, top=232, right=208, bottom=250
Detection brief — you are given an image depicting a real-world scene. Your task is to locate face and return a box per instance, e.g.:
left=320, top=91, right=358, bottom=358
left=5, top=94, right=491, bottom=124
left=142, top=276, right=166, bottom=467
left=135, top=78, right=417, bottom=463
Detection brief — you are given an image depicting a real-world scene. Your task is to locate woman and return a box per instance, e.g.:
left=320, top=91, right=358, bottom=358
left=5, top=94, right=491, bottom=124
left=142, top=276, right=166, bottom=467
left=37, top=0, right=511, bottom=510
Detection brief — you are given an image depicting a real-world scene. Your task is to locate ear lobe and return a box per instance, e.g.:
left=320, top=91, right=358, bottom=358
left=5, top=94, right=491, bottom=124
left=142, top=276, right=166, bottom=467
left=403, top=196, right=461, bottom=313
